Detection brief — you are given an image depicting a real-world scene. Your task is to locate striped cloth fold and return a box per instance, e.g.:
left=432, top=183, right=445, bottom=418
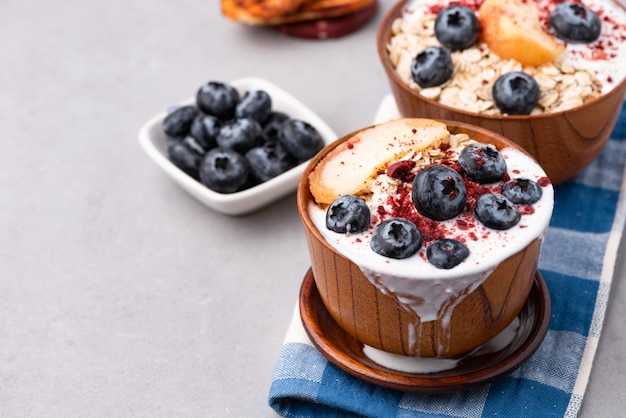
left=268, top=97, right=626, bottom=418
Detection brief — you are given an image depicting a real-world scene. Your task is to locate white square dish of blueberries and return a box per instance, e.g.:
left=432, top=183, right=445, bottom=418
left=138, top=77, right=337, bottom=216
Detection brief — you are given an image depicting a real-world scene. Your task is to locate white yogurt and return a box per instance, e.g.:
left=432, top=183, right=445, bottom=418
left=363, top=317, right=520, bottom=373
left=309, top=148, right=553, bottom=311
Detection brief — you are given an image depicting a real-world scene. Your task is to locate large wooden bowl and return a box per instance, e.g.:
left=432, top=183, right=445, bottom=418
left=297, top=119, right=551, bottom=358
left=376, top=0, right=626, bottom=185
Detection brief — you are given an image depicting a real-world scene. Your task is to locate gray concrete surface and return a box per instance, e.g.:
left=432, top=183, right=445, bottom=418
left=1, top=0, right=625, bottom=416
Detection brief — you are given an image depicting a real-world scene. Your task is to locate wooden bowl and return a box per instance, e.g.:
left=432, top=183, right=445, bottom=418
left=297, top=119, right=552, bottom=358
left=376, top=0, right=626, bottom=185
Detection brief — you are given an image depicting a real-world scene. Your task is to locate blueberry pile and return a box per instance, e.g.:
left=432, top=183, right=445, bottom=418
left=323, top=142, right=546, bottom=269
left=162, top=80, right=325, bottom=193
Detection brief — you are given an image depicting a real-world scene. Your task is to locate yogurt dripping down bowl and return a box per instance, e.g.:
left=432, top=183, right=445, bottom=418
left=376, top=0, right=626, bottom=185
left=297, top=119, right=553, bottom=358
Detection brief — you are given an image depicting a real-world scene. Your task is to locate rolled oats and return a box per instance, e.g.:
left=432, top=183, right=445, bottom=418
left=387, top=16, right=603, bottom=115
left=420, top=86, right=442, bottom=99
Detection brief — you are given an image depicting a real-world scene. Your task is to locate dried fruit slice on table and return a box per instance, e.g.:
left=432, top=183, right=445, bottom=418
left=277, top=0, right=378, bottom=39
left=221, top=0, right=309, bottom=24
left=221, top=0, right=374, bottom=25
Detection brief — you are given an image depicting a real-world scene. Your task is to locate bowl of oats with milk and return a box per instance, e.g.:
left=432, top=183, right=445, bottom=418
left=377, top=0, right=626, bottom=184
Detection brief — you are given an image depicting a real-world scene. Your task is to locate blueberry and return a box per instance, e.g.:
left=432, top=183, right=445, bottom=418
left=196, top=81, right=240, bottom=121
left=167, top=136, right=204, bottom=179
left=474, top=194, right=520, bottom=230
left=370, top=218, right=422, bottom=259
left=492, top=72, right=540, bottom=115
left=199, top=147, right=249, bottom=194
left=190, top=114, right=220, bottom=151
left=262, top=111, right=290, bottom=141
left=411, top=46, right=454, bottom=88
left=458, top=143, right=507, bottom=184
left=434, top=5, right=479, bottom=51
left=235, top=90, right=272, bottom=124
left=279, top=119, right=324, bottom=162
left=325, top=195, right=371, bottom=234
left=217, top=118, right=263, bottom=153
left=245, top=141, right=295, bottom=184
left=427, top=239, right=470, bottom=269
left=550, top=3, right=601, bottom=44
left=501, top=178, right=543, bottom=204
left=162, top=105, right=199, bottom=137
left=412, top=164, right=466, bottom=221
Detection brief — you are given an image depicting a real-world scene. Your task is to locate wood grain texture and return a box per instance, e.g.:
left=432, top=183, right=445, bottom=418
left=298, top=268, right=551, bottom=392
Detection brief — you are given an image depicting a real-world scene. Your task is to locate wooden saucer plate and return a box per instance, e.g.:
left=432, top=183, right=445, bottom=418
left=299, top=268, right=551, bottom=393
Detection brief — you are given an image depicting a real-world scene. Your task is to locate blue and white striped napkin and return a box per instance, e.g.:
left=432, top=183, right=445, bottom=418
left=268, top=97, right=626, bottom=417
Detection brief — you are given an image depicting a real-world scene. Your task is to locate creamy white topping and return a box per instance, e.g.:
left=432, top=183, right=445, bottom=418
left=310, top=148, right=553, bottom=290
left=363, top=317, right=520, bottom=373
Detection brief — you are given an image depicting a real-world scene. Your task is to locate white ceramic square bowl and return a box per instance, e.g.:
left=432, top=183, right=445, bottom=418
left=138, top=77, right=337, bottom=215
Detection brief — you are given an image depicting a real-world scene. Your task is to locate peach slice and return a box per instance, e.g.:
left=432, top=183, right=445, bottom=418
left=479, top=0, right=565, bottom=66
left=309, top=119, right=450, bottom=205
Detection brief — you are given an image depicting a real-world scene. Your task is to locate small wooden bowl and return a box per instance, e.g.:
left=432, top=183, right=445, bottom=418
left=376, top=0, right=626, bottom=185
left=297, top=120, right=550, bottom=358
